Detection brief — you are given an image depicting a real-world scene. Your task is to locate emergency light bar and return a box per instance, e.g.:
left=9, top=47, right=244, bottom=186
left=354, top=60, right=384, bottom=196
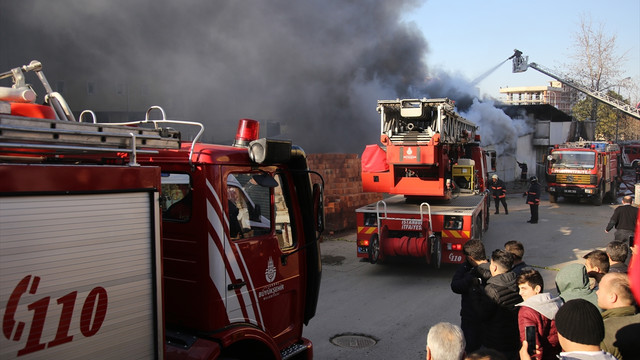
left=233, top=118, right=260, bottom=147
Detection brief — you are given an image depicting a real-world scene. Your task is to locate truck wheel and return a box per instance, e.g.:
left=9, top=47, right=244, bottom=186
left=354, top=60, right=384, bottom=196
left=592, top=187, right=603, bottom=206
left=430, top=236, right=441, bottom=269
left=608, top=180, right=617, bottom=201
left=549, top=193, right=556, bottom=203
left=368, top=234, right=380, bottom=264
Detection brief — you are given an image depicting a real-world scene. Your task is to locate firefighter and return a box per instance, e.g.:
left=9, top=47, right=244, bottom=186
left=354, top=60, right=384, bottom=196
left=516, top=160, right=528, bottom=181
left=523, top=176, right=540, bottom=224
left=490, top=174, right=508, bottom=214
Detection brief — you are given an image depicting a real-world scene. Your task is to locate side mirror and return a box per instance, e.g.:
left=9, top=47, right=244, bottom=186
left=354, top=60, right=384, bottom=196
left=312, top=183, right=324, bottom=234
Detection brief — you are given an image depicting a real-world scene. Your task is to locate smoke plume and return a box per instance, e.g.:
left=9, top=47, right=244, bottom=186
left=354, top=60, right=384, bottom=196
left=0, top=0, right=529, bottom=154
left=461, top=99, right=533, bottom=156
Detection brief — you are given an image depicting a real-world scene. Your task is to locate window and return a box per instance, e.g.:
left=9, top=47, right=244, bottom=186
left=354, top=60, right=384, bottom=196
left=160, top=173, right=192, bottom=221
left=549, top=151, right=596, bottom=169
left=444, top=215, right=463, bottom=230
left=274, top=174, right=294, bottom=250
left=227, top=173, right=272, bottom=240
left=226, top=172, right=294, bottom=249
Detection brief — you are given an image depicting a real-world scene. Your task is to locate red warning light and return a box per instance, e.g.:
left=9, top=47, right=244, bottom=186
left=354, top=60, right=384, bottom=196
left=233, top=119, right=260, bottom=147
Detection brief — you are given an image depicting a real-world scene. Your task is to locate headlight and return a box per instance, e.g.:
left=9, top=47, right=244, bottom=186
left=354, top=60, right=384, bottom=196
left=548, top=186, right=555, bottom=192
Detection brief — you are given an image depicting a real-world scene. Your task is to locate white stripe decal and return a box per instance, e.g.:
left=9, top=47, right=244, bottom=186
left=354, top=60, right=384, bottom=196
left=205, top=178, right=260, bottom=326
left=234, top=241, right=265, bottom=327
left=208, top=233, right=238, bottom=315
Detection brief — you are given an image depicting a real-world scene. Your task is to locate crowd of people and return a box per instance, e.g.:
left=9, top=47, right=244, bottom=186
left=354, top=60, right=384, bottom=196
left=426, top=231, right=640, bottom=360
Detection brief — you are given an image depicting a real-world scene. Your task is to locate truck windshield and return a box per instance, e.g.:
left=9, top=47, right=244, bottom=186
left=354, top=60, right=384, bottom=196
left=549, top=151, right=595, bottom=169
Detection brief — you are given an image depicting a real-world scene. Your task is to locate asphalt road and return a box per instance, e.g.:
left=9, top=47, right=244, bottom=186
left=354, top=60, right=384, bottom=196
left=303, top=184, right=623, bottom=359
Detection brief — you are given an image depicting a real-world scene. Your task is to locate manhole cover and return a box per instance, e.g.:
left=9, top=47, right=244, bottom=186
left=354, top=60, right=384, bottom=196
left=330, top=333, right=377, bottom=349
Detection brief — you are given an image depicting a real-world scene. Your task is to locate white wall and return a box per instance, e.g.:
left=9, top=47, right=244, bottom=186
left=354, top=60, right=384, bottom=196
left=550, top=122, right=571, bottom=145
left=516, top=134, right=535, bottom=179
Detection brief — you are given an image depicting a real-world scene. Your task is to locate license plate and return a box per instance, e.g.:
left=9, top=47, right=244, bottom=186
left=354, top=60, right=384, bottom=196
left=565, top=189, right=577, bottom=193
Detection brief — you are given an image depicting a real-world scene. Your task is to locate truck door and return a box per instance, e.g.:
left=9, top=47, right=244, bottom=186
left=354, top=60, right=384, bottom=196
left=224, top=170, right=302, bottom=339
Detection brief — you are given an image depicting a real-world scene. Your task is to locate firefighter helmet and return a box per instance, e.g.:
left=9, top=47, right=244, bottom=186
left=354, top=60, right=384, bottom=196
left=530, top=176, right=538, bottom=183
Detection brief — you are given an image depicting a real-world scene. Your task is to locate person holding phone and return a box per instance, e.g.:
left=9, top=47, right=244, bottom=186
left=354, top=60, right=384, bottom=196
left=521, top=299, right=617, bottom=360
left=516, top=269, right=562, bottom=360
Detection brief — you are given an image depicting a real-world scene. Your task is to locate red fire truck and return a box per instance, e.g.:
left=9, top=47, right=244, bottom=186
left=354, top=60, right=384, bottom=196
left=620, top=142, right=640, bottom=168
left=0, top=61, right=323, bottom=359
left=545, top=141, right=621, bottom=205
left=356, top=98, right=490, bottom=267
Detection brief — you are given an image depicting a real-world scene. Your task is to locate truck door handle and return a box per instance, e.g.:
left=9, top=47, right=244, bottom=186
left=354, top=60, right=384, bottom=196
left=227, top=280, right=246, bottom=291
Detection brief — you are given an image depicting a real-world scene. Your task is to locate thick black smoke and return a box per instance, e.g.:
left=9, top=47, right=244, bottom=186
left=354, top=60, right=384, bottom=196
left=0, top=0, right=527, bottom=153
left=0, top=0, right=422, bottom=152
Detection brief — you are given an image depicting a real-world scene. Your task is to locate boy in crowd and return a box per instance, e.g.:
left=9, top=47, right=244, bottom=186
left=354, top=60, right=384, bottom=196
left=583, top=249, right=610, bottom=289
left=504, top=240, right=528, bottom=275
left=475, top=250, right=522, bottom=359
left=515, top=269, right=562, bottom=360
left=451, top=240, right=492, bottom=353
left=606, top=240, right=629, bottom=273
left=520, top=299, right=616, bottom=360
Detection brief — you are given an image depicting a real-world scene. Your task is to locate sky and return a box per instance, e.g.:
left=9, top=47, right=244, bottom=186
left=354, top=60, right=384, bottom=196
left=403, top=0, right=640, bottom=101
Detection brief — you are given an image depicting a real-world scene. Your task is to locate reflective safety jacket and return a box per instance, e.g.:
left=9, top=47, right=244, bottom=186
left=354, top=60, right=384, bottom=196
left=526, top=182, right=540, bottom=205
left=490, top=179, right=507, bottom=198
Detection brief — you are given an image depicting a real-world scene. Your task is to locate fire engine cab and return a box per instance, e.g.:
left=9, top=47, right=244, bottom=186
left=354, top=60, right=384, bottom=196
left=0, top=61, right=323, bottom=359
left=545, top=141, right=621, bottom=205
left=356, top=98, right=490, bottom=267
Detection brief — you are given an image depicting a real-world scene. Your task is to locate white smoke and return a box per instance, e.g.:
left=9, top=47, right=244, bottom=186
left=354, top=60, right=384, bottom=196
left=461, top=99, right=533, bottom=156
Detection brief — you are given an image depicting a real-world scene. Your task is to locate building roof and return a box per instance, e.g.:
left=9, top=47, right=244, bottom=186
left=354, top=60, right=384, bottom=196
left=497, top=104, right=572, bottom=122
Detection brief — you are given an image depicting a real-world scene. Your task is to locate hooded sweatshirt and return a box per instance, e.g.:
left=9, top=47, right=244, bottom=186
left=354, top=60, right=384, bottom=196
left=516, top=293, right=563, bottom=360
left=555, top=263, right=600, bottom=310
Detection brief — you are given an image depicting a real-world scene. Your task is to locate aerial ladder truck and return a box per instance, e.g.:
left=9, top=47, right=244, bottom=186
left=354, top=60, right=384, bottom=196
left=510, top=49, right=640, bottom=120
left=356, top=98, right=490, bottom=267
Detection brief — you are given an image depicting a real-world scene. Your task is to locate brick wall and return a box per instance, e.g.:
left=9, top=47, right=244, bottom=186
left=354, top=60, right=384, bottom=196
left=307, top=153, right=383, bottom=232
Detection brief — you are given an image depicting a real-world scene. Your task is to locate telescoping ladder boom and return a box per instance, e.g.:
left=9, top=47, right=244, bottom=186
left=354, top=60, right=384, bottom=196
left=511, top=50, right=640, bottom=121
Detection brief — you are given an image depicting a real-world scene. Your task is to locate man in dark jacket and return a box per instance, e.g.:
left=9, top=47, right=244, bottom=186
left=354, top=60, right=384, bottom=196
left=490, top=174, right=508, bottom=214
left=451, top=240, right=492, bottom=353
left=606, top=240, right=629, bottom=273
left=476, top=249, right=523, bottom=358
left=605, top=195, right=638, bottom=242
left=524, top=176, right=540, bottom=224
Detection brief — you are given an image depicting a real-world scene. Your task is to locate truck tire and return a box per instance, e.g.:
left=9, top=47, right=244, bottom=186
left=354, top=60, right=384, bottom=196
left=430, top=236, right=441, bottom=269
left=549, top=193, right=556, bottom=203
left=608, top=180, right=617, bottom=201
left=368, top=234, right=380, bottom=264
left=592, top=186, right=603, bottom=206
